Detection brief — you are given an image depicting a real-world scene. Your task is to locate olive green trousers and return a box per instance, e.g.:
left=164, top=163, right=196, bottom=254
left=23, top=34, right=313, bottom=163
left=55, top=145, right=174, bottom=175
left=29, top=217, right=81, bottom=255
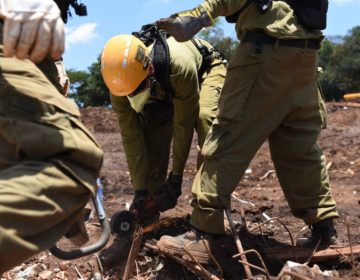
left=191, top=42, right=338, bottom=235
left=0, top=48, right=103, bottom=273
left=111, top=65, right=225, bottom=194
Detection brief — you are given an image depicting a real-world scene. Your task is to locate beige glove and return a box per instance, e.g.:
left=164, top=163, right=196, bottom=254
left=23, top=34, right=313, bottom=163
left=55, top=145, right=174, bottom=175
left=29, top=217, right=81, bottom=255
left=0, top=0, right=65, bottom=63
left=55, top=59, right=70, bottom=96
left=156, top=5, right=213, bottom=42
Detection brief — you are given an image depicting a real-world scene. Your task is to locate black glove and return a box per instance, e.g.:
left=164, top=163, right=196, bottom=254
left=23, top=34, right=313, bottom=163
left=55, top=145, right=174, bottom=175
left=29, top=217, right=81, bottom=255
left=155, top=172, right=183, bottom=212
left=130, top=189, right=148, bottom=211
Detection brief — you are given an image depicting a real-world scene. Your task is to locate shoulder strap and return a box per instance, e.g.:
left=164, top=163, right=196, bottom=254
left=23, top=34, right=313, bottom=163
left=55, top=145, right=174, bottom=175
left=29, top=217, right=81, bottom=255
left=191, top=38, right=214, bottom=84
left=132, top=25, right=174, bottom=98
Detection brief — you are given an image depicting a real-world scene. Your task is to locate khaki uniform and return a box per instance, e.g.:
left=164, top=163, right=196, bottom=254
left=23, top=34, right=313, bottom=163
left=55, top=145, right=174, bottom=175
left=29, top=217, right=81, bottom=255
left=111, top=37, right=226, bottom=194
left=0, top=23, right=103, bottom=273
left=190, top=0, right=338, bottom=235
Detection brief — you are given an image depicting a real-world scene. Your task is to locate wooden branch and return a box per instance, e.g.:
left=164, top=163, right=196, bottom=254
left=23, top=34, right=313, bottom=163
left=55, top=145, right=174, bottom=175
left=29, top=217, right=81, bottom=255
left=264, top=245, right=360, bottom=261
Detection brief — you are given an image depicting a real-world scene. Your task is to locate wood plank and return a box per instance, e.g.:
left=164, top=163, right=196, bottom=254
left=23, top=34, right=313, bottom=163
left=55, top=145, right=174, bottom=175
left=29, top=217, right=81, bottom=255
left=264, top=245, right=360, bottom=261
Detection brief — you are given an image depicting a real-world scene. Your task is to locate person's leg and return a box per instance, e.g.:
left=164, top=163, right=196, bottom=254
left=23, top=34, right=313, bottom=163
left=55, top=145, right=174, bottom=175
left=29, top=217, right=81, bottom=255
left=268, top=55, right=338, bottom=246
left=191, top=43, right=304, bottom=235
left=196, top=64, right=226, bottom=168
left=269, top=114, right=338, bottom=225
left=0, top=161, right=91, bottom=274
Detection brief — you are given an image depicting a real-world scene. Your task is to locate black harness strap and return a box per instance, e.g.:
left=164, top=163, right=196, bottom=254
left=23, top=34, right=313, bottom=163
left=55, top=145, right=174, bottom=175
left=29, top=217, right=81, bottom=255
left=132, top=24, right=174, bottom=98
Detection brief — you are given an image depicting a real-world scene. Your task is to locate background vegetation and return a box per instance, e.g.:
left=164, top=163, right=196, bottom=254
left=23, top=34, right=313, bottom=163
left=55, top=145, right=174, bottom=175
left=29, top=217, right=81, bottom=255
left=67, top=23, right=360, bottom=107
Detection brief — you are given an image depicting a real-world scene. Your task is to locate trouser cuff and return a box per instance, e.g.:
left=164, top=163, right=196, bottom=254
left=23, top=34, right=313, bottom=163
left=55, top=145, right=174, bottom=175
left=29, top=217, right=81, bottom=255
left=190, top=208, right=225, bottom=235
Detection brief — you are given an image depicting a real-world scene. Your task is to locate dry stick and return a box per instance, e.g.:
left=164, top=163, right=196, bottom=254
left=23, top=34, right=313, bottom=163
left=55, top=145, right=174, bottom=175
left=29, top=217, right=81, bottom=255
left=183, top=247, right=221, bottom=280
left=128, top=265, right=164, bottom=280
left=240, top=208, right=248, bottom=232
left=345, top=217, right=356, bottom=275
left=145, top=242, right=221, bottom=280
left=232, top=194, right=271, bottom=223
left=74, top=265, right=84, bottom=280
left=225, top=209, right=253, bottom=279
left=233, top=249, right=271, bottom=280
left=135, top=261, right=140, bottom=279
left=201, top=238, right=224, bottom=278
left=304, top=238, right=321, bottom=265
left=249, top=217, right=298, bottom=262
left=96, top=254, right=104, bottom=274
left=123, top=226, right=144, bottom=280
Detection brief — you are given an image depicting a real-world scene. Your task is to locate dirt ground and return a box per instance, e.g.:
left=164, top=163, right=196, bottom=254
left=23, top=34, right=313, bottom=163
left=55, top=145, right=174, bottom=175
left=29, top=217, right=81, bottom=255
left=2, top=103, right=360, bottom=280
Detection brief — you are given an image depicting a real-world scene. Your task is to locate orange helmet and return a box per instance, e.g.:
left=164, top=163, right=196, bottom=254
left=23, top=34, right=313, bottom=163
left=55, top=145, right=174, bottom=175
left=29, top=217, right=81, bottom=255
left=101, top=35, right=150, bottom=96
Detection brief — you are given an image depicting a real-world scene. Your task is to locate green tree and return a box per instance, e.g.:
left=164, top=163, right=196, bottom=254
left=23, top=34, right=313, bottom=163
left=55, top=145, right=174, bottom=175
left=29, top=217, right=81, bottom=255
left=67, top=56, right=110, bottom=107
left=199, top=19, right=238, bottom=60
left=331, top=26, right=360, bottom=93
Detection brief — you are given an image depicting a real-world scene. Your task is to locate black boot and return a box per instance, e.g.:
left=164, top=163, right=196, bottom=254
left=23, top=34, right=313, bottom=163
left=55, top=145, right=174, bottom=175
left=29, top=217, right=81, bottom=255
left=297, top=218, right=340, bottom=248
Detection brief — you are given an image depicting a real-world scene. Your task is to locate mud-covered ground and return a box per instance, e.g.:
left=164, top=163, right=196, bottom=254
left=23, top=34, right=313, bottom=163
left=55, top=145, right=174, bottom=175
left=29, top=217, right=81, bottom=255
left=2, top=103, right=360, bottom=280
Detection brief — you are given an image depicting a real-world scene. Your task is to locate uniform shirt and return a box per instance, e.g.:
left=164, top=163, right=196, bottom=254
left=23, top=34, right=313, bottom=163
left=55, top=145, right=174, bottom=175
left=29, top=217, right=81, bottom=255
left=117, top=36, right=225, bottom=189
left=202, top=0, right=323, bottom=39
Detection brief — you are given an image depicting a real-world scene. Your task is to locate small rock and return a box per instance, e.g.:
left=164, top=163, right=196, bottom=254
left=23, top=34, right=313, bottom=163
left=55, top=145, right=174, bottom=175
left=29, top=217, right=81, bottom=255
left=59, top=262, right=69, bottom=271
left=55, top=271, right=66, bottom=279
left=39, top=270, right=53, bottom=280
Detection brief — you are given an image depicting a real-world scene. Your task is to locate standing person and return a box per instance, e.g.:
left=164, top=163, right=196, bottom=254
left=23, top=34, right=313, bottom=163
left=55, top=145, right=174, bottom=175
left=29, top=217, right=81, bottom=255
left=101, top=28, right=226, bottom=224
left=156, top=0, right=339, bottom=263
left=0, top=0, right=103, bottom=274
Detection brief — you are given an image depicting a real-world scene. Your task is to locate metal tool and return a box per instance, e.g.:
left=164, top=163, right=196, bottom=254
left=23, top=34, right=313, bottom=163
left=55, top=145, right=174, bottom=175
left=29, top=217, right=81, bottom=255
left=50, top=178, right=111, bottom=260
left=110, top=197, right=159, bottom=238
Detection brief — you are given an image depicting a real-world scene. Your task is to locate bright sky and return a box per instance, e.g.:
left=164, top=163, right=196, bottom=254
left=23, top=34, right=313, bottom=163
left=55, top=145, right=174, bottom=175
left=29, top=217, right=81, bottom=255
left=63, top=0, right=360, bottom=71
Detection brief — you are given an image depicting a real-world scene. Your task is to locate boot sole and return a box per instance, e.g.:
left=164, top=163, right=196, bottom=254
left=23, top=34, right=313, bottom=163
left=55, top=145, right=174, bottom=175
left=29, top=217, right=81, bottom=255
left=157, top=241, right=210, bottom=264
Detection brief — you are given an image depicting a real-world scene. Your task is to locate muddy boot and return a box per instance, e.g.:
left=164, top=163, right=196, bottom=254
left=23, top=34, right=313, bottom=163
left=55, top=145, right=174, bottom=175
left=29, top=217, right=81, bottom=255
left=157, top=231, right=211, bottom=264
left=296, top=218, right=340, bottom=248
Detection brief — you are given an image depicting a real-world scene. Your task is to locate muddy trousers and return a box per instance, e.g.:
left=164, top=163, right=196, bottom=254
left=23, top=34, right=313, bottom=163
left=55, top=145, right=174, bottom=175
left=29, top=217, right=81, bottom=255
left=0, top=55, right=103, bottom=273
left=190, top=43, right=338, bottom=235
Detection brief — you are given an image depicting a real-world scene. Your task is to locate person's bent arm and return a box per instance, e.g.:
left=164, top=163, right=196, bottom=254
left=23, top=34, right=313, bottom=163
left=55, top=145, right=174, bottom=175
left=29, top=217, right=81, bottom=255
left=110, top=95, right=149, bottom=191
left=171, top=59, right=200, bottom=176
left=156, top=0, right=246, bottom=41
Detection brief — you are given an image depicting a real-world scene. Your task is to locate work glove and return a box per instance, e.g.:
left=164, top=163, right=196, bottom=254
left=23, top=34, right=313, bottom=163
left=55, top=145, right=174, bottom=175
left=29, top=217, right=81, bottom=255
left=155, top=172, right=183, bottom=212
left=156, top=6, right=213, bottom=42
left=55, top=59, right=70, bottom=96
left=0, top=0, right=65, bottom=63
left=130, top=189, right=149, bottom=211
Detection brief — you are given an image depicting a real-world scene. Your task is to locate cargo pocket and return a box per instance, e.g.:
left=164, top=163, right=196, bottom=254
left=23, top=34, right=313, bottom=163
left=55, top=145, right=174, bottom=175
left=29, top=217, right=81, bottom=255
left=32, top=104, right=103, bottom=172
left=217, top=43, right=263, bottom=121
left=201, top=118, right=230, bottom=159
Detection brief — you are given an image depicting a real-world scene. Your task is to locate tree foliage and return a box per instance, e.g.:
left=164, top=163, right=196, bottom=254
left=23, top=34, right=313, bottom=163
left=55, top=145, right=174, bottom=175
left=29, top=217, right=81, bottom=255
left=67, top=56, right=110, bottom=108
left=198, top=19, right=238, bottom=61
left=319, top=26, right=360, bottom=100
left=67, top=23, right=360, bottom=106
